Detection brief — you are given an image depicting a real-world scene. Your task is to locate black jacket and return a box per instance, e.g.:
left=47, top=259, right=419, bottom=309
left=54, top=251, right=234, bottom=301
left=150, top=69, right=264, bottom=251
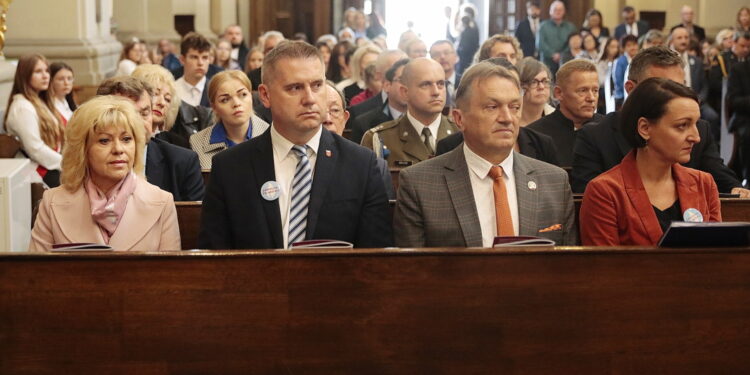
left=526, top=108, right=604, bottom=167
left=199, top=128, right=393, bottom=249
left=156, top=101, right=212, bottom=149
left=571, top=111, right=740, bottom=193
left=345, top=93, right=385, bottom=130
left=145, top=137, right=205, bottom=201
left=350, top=102, right=395, bottom=144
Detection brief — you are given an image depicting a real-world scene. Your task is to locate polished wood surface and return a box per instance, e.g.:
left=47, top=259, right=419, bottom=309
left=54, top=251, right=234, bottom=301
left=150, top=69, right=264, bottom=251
left=3, top=247, right=750, bottom=373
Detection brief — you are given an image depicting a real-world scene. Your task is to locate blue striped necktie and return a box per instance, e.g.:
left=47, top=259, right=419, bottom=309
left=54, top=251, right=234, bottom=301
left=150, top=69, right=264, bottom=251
left=288, top=145, right=312, bottom=247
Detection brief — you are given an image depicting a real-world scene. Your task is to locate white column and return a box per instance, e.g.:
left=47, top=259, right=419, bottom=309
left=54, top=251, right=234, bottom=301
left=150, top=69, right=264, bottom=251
left=4, top=0, right=122, bottom=87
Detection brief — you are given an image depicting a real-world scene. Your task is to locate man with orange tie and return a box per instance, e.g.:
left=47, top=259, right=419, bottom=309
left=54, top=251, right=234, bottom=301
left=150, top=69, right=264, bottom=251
left=394, top=61, right=577, bottom=247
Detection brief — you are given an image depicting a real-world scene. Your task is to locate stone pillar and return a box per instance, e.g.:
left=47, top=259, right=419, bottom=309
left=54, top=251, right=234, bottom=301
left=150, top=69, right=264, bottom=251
left=4, top=0, right=122, bottom=87
left=211, top=0, right=238, bottom=37
left=113, top=0, right=181, bottom=44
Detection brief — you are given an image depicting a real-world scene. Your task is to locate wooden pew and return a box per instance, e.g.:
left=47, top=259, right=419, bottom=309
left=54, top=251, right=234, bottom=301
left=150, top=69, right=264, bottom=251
left=4, top=247, right=750, bottom=373
left=176, top=201, right=202, bottom=249
left=175, top=200, right=396, bottom=250
left=176, top=199, right=750, bottom=249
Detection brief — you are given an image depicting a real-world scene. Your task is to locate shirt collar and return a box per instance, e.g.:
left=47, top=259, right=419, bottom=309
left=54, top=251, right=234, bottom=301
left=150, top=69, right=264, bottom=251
left=179, top=75, right=206, bottom=91
left=209, top=120, right=253, bottom=147
left=464, top=143, right=514, bottom=180
left=386, top=101, right=403, bottom=120
left=270, top=124, right=323, bottom=162
left=406, top=110, right=441, bottom=136
left=380, top=90, right=388, bottom=102
left=552, top=106, right=577, bottom=130
left=447, top=71, right=456, bottom=86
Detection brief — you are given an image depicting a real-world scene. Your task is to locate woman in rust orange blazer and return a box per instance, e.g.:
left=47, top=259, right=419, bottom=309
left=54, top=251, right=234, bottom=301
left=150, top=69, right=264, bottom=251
left=580, top=77, right=721, bottom=246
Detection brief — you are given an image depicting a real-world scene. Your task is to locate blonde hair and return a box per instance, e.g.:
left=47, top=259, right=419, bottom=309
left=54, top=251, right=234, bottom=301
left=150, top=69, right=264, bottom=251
left=477, top=34, right=524, bottom=63
left=455, top=61, right=520, bottom=110
left=131, top=64, right=180, bottom=131
left=207, top=70, right=254, bottom=124
left=5, top=54, right=63, bottom=150
left=349, top=43, right=382, bottom=84
left=61, top=95, right=146, bottom=192
left=555, top=58, right=597, bottom=87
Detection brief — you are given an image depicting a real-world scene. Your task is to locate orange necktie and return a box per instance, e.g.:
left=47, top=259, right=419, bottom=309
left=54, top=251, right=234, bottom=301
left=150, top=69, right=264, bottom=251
left=488, top=166, right=514, bottom=236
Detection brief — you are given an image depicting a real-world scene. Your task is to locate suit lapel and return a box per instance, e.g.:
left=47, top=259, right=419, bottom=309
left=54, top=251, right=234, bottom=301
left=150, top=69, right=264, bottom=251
left=674, top=164, right=702, bottom=218
left=306, top=129, right=337, bottom=238
left=251, top=131, right=284, bottom=248
left=145, top=141, right=165, bottom=188
left=109, top=178, right=166, bottom=250
left=513, top=152, right=539, bottom=236
left=444, top=147, right=483, bottom=247
left=51, top=187, right=105, bottom=244
left=620, top=151, right=664, bottom=243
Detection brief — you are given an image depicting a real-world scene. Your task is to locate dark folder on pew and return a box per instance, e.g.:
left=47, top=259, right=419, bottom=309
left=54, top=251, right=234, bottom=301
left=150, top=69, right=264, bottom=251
left=658, top=222, right=750, bottom=247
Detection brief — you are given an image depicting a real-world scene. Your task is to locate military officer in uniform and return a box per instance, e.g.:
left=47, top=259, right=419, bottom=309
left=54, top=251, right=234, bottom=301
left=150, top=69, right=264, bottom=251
left=361, top=58, right=458, bottom=168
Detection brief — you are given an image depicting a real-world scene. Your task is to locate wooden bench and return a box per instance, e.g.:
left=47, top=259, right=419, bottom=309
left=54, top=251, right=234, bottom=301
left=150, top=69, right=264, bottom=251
left=4, top=247, right=750, bottom=373
left=176, top=199, right=750, bottom=250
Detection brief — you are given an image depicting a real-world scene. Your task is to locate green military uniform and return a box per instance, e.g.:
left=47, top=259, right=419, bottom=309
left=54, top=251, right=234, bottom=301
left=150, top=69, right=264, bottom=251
left=360, top=114, right=458, bottom=168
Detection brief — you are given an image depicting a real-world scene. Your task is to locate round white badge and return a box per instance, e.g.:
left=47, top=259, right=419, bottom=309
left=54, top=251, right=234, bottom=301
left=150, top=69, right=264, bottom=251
left=528, top=181, right=537, bottom=190
left=683, top=208, right=703, bottom=223
left=260, top=181, right=281, bottom=201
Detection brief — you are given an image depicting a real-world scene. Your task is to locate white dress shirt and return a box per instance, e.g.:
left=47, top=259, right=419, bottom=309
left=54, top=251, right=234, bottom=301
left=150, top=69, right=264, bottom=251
left=464, top=144, right=519, bottom=247
left=406, top=111, right=441, bottom=151
left=271, top=125, right=322, bottom=249
left=626, top=22, right=640, bottom=37
left=176, top=75, right=207, bottom=107
left=680, top=51, right=692, bottom=88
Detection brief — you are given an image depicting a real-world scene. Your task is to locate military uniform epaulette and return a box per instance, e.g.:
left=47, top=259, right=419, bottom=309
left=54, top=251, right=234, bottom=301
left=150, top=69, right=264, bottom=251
left=368, top=119, right=399, bottom=133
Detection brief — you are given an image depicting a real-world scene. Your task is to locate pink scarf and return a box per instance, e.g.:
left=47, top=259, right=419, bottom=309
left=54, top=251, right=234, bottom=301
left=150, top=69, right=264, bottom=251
left=84, top=172, right=137, bottom=244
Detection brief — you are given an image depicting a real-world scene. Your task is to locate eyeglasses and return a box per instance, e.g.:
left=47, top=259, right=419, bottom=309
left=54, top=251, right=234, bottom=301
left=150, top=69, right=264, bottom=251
left=328, top=106, right=345, bottom=119
left=526, top=79, right=551, bottom=88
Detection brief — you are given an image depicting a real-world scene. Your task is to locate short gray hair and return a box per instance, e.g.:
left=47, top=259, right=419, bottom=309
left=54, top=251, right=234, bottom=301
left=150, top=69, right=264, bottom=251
left=455, top=61, right=520, bottom=110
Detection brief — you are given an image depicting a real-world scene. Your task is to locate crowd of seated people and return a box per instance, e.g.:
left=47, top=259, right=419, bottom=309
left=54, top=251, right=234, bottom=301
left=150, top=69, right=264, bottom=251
left=4, top=2, right=750, bottom=251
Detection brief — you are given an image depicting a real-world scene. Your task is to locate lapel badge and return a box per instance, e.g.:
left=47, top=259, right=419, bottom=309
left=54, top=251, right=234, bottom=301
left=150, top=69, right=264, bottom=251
left=403, top=131, right=408, bottom=137
left=528, top=181, right=537, bottom=190
left=325, top=149, right=332, bottom=157
left=447, top=130, right=452, bottom=134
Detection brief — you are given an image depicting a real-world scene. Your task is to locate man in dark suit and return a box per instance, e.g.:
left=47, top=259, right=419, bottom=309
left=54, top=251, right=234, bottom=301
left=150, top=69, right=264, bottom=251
left=199, top=41, right=392, bottom=249
left=572, top=46, right=748, bottom=197
left=345, top=50, right=408, bottom=131
left=171, top=32, right=224, bottom=108
left=223, top=24, right=249, bottom=70
left=97, top=76, right=205, bottom=201
left=514, top=1, right=541, bottom=59
left=708, top=31, right=750, bottom=116
left=527, top=59, right=603, bottom=167
left=429, top=40, right=461, bottom=108
left=395, top=61, right=576, bottom=247
left=728, top=58, right=750, bottom=182
left=349, top=58, right=409, bottom=144
left=670, top=5, right=706, bottom=42
left=614, top=6, right=650, bottom=40
left=671, top=26, right=719, bottom=140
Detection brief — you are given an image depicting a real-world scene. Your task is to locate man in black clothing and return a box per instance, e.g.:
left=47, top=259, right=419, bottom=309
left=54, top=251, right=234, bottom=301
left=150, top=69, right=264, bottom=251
left=349, top=58, right=409, bottom=144
left=527, top=59, right=603, bottom=167
left=728, top=59, right=750, bottom=183
left=708, top=31, right=750, bottom=116
left=515, top=1, right=541, bottom=59
left=223, top=25, right=249, bottom=70
left=572, top=46, right=748, bottom=197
